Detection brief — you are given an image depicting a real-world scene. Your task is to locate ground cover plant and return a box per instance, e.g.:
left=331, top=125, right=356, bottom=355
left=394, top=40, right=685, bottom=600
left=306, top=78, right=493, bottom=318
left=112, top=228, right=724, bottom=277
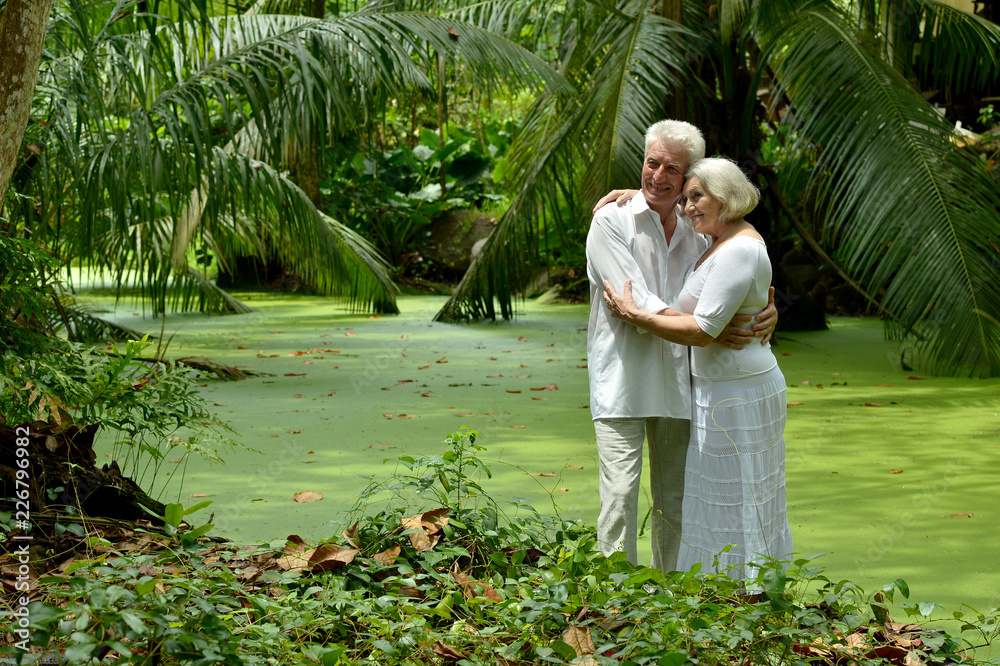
left=5, top=428, right=999, bottom=665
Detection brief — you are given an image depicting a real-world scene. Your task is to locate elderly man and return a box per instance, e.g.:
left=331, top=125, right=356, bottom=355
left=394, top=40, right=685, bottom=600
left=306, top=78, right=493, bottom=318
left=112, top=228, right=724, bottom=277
left=586, top=119, right=775, bottom=569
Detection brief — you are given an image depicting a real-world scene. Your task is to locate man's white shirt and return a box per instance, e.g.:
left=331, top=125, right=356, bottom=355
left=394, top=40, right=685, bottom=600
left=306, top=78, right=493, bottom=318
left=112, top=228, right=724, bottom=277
left=586, top=194, right=710, bottom=420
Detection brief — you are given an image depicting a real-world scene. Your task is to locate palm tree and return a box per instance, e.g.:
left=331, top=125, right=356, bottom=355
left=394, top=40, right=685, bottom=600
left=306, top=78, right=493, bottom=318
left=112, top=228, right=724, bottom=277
left=436, top=0, right=1000, bottom=377
left=6, top=0, right=568, bottom=315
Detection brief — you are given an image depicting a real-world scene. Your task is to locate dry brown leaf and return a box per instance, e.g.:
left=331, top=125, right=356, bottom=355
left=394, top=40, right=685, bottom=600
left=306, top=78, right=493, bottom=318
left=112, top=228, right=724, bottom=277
left=432, top=641, right=466, bottom=662
left=275, top=549, right=314, bottom=572
left=342, top=521, right=360, bottom=547
left=373, top=544, right=402, bottom=566
left=530, top=384, right=559, bottom=391
left=309, top=545, right=359, bottom=571
left=293, top=491, right=323, bottom=503
left=452, top=571, right=501, bottom=602
left=562, top=625, right=595, bottom=658
left=401, top=508, right=450, bottom=551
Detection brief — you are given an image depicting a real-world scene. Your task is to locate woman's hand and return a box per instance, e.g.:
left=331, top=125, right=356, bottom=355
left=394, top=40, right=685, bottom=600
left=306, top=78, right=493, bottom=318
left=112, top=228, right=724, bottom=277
left=592, top=189, right=639, bottom=214
left=603, top=279, right=639, bottom=323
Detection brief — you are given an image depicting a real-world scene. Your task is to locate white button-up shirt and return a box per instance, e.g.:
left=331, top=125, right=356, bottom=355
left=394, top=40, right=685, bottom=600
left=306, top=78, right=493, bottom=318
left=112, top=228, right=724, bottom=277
left=586, top=194, right=709, bottom=420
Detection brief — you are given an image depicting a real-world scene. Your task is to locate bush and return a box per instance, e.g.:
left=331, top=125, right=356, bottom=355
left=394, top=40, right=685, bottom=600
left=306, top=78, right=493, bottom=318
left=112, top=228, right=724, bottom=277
left=7, top=429, right=999, bottom=665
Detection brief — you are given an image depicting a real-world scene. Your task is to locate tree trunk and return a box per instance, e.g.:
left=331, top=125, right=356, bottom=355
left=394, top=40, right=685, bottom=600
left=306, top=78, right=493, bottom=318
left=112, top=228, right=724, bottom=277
left=0, top=0, right=53, bottom=204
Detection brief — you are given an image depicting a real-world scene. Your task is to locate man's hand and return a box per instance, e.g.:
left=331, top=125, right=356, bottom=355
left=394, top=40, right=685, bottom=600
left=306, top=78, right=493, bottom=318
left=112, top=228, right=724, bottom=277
left=592, top=189, right=639, bottom=214
left=714, top=287, right=778, bottom=349
left=752, top=287, right=778, bottom=345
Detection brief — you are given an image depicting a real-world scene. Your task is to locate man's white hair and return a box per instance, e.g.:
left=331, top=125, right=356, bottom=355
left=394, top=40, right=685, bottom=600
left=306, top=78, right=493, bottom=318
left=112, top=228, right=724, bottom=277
left=644, top=120, right=706, bottom=164
left=687, top=157, right=760, bottom=223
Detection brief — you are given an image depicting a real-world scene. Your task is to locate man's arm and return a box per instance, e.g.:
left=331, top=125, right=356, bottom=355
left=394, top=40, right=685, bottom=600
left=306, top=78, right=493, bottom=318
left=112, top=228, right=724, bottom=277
left=714, top=286, right=777, bottom=349
left=592, top=189, right=639, bottom=214
left=586, top=212, right=669, bottom=318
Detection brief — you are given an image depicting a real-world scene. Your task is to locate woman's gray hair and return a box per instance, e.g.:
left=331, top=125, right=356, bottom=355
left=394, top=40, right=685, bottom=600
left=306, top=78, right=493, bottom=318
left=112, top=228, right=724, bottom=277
left=645, top=120, right=705, bottom=164
left=686, top=157, right=760, bottom=223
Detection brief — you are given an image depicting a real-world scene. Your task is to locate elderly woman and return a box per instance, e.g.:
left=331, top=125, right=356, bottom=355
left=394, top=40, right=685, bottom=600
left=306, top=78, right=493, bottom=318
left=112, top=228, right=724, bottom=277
left=602, top=157, right=792, bottom=581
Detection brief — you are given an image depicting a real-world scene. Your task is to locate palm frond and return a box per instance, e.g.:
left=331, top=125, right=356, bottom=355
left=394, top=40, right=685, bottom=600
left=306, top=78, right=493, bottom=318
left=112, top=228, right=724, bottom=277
left=768, top=6, right=1000, bottom=375
left=435, top=0, right=695, bottom=321
left=24, top=1, right=569, bottom=317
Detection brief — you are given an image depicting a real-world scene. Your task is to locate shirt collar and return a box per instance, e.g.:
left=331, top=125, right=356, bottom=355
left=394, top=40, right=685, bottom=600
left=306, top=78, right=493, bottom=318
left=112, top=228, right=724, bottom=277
left=628, top=192, right=690, bottom=227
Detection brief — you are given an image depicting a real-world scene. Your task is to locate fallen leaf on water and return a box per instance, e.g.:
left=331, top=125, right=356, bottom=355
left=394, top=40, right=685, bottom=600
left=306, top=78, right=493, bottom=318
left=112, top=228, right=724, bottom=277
left=506, top=389, right=521, bottom=393
left=555, top=487, right=570, bottom=492
left=383, top=413, right=393, bottom=419
left=906, top=375, right=925, bottom=380
left=284, top=373, right=306, bottom=377
left=864, top=403, right=885, bottom=407
left=801, top=380, right=810, bottom=385
left=787, top=401, right=804, bottom=406
left=237, top=346, right=248, bottom=350
left=531, top=384, right=558, bottom=391
left=436, top=357, right=448, bottom=363
left=518, top=336, right=530, bottom=342
left=566, top=465, right=584, bottom=470
left=188, top=493, right=211, bottom=498
left=420, top=391, right=438, bottom=397
left=889, top=469, right=904, bottom=474
left=345, top=332, right=356, bottom=337
left=398, top=414, right=420, bottom=419
left=293, top=491, right=323, bottom=503
left=939, top=513, right=973, bottom=518
left=525, top=472, right=556, bottom=477
left=510, top=425, right=526, bottom=429
left=577, top=364, right=588, bottom=368
left=418, top=365, right=431, bottom=370
left=489, top=357, right=497, bottom=360
left=169, top=458, right=184, bottom=463
left=781, top=352, right=791, bottom=356
left=288, top=429, right=301, bottom=434
left=455, top=413, right=476, bottom=417
left=293, top=394, right=304, bottom=398
left=531, top=397, right=550, bottom=401
left=377, top=443, right=390, bottom=447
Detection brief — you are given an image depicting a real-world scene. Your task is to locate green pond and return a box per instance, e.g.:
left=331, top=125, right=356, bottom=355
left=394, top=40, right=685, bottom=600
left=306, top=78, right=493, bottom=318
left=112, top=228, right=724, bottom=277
left=90, top=291, right=1000, bottom=630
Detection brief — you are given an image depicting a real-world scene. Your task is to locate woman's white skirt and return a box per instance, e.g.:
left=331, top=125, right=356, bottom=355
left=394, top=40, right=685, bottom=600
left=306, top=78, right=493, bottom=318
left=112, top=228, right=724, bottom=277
left=676, top=365, right=793, bottom=581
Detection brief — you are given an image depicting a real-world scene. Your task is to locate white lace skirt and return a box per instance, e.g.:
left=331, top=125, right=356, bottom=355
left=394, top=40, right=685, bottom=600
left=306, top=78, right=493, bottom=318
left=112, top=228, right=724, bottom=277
left=676, top=365, right=793, bottom=581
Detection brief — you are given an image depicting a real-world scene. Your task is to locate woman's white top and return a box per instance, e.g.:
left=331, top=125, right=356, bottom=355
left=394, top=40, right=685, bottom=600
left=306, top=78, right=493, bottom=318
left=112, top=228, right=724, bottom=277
left=675, top=235, right=777, bottom=381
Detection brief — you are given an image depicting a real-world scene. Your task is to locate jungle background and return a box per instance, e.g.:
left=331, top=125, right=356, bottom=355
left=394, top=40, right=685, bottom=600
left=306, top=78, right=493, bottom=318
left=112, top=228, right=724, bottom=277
left=2, top=0, right=1000, bottom=663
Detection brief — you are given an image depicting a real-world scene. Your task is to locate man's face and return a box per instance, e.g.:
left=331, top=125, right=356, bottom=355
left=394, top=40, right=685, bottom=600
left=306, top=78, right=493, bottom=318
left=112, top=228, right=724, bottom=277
left=641, top=140, right=689, bottom=217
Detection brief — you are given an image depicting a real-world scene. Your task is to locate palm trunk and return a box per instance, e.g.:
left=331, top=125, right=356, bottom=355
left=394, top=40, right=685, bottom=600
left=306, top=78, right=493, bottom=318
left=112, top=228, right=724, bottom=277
left=0, top=0, right=54, bottom=208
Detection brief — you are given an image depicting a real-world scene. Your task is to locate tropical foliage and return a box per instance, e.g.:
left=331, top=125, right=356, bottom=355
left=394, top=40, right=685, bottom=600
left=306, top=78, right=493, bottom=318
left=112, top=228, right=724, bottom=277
left=3, top=0, right=999, bottom=376
left=4, top=0, right=566, bottom=315
left=435, top=0, right=1000, bottom=377
left=6, top=429, right=999, bottom=664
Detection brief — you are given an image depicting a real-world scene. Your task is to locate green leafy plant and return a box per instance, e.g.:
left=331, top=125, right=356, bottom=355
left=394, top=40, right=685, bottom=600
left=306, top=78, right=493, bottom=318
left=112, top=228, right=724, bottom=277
left=9, top=429, right=999, bottom=665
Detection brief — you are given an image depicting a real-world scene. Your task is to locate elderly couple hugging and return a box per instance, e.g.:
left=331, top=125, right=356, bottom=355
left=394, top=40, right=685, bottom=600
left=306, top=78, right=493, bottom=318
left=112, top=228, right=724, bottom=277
left=586, top=119, right=792, bottom=581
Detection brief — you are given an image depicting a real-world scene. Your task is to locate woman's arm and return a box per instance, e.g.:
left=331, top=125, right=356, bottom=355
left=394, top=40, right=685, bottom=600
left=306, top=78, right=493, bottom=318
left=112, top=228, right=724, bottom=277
left=603, top=279, right=715, bottom=347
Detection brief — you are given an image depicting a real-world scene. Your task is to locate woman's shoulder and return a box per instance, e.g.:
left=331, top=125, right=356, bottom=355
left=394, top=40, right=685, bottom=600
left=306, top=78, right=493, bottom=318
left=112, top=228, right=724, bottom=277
left=718, top=232, right=766, bottom=258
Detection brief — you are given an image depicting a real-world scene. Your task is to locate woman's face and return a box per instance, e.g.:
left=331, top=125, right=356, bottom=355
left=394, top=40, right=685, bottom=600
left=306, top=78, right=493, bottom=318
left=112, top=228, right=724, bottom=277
left=682, top=176, right=724, bottom=235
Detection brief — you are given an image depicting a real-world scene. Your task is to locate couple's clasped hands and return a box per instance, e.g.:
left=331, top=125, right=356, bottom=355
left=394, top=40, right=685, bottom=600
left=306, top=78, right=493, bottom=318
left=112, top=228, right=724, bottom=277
left=603, top=279, right=777, bottom=348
